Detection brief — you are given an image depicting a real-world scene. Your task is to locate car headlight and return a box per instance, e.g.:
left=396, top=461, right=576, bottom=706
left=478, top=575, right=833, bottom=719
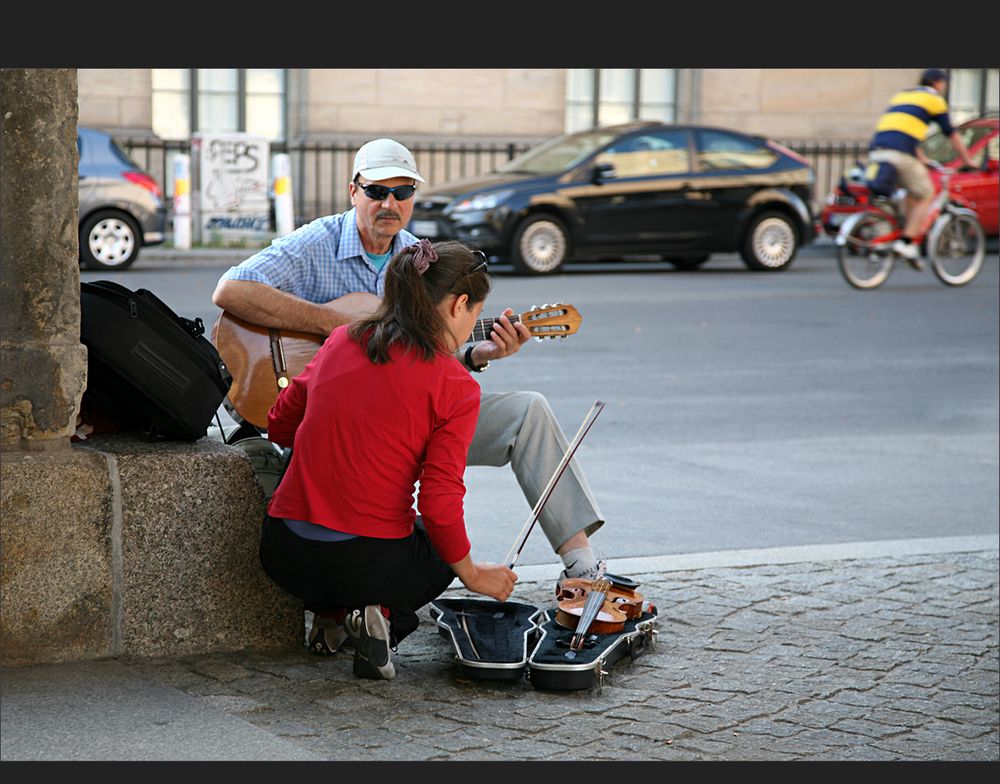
left=450, top=190, right=513, bottom=213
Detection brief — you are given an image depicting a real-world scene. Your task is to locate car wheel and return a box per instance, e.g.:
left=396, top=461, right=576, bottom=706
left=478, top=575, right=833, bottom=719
left=667, top=254, right=709, bottom=270
left=740, top=211, right=799, bottom=271
left=510, top=214, right=569, bottom=275
left=80, top=209, right=142, bottom=270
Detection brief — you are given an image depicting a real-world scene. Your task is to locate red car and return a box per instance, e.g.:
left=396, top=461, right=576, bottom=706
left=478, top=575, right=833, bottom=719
left=821, top=116, right=999, bottom=237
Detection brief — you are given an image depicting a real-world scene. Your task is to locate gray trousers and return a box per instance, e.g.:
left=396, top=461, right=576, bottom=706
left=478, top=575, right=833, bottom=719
left=467, top=391, right=604, bottom=552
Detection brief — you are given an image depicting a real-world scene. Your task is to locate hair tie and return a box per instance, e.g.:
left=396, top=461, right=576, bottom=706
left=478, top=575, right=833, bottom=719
left=407, top=239, right=438, bottom=274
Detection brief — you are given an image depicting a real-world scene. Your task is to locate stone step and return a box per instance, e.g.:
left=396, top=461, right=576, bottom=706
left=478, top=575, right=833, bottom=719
left=1, top=433, right=300, bottom=665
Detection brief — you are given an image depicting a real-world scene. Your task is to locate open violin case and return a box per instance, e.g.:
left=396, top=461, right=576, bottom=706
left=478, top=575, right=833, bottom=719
left=429, top=575, right=658, bottom=692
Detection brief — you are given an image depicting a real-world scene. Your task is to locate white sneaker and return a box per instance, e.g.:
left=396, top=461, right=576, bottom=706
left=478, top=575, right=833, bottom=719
left=345, top=606, right=395, bottom=680
left=892, top=239, right=925, bottom=270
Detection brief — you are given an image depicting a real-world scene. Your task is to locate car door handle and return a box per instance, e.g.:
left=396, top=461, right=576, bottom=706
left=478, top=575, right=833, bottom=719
left=684, top=191, right=711, bottom=200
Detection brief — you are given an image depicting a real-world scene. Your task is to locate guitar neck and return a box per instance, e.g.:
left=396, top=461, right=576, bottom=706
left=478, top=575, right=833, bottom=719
left=467, top=314, right=521, bottom=344
left=214, top=302, right=577, bottom=429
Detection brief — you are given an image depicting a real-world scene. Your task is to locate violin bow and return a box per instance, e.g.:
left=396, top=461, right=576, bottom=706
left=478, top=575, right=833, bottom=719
left=503, top=399, right=606, bottom=570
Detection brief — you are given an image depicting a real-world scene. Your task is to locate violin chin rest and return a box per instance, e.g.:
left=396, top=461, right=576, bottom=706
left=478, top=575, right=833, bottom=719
left=606, top=573, right=640, bottom=591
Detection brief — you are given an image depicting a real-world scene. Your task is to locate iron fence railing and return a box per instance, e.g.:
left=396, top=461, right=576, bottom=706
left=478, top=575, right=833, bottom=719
left=120, top=136, right=871, bottom=231
left=777, top=139, right=869, bottom=210
left=120, top=137, right=532, bottom=227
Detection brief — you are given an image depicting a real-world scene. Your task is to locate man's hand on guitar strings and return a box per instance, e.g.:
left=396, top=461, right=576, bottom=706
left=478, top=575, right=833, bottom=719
left=472, top=308, right=531, bottom=364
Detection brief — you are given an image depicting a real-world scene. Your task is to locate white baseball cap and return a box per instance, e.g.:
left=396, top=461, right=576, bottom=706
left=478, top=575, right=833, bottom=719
left=352, top=138, right=425, bottom=183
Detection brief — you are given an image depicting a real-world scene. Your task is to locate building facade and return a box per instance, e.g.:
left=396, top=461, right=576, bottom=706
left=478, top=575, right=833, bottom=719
left=79, top=68, right=999, bottom=146
left=76, top=68, right=999, bottom=229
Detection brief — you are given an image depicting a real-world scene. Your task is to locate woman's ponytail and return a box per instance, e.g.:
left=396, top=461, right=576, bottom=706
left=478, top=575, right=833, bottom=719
left=349, top=240, right=491, bottom=363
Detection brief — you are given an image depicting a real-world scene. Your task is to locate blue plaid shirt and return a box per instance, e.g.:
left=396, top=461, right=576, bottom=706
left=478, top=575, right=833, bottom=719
left=220, top=208, right=419, bottom=301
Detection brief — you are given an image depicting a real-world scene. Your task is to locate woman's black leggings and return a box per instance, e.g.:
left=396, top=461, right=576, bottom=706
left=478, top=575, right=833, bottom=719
left=259, top=515, right=457, bottom=646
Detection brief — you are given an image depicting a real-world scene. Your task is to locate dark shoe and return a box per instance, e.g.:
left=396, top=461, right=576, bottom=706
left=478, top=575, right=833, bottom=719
left=345, top=606, right=395, bottom=680
left=307, top=616, right=351, bottom=654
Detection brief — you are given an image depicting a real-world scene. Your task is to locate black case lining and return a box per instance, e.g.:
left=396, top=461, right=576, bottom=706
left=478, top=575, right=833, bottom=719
left=530, top=611, right=657, bottom=667
left=431, top=597, right=540, bottom=663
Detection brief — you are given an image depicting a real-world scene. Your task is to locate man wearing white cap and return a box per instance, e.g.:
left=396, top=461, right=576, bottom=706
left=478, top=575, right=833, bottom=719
left=214, top=138, right=612, bottom=651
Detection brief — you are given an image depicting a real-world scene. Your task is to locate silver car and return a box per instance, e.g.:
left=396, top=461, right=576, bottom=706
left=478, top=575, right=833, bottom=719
left=78, top=126, right=166, bottom=270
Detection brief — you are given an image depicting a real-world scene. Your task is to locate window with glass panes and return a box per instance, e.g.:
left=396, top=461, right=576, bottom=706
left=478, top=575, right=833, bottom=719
left=947, top=69, right=999, bottom=123
left=151, top=68, right=286, bottom=141
left=565, top=69, right=677, bottom=132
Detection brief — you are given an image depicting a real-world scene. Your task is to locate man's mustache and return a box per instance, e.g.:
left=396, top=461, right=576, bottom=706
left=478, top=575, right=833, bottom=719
left=376, top=209, right=400, bottom=220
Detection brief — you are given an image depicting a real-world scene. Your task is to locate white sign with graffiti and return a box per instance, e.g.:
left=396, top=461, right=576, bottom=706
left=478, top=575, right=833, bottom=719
left=194, top=132, right=270, bottom=241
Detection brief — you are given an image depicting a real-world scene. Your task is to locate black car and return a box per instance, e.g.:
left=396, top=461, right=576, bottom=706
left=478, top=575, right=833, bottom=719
left=78, top=126, right=167, bottom=270
left=409, top=121, right=817, bottom=274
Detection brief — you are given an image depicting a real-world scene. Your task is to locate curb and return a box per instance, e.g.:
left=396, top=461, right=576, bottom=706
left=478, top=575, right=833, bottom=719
left=510, top=534, right=1000, bottom=584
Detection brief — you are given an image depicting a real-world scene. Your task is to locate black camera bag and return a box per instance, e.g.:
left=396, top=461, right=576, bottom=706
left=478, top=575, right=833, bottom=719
left=80, top=280, right=231, bottom=441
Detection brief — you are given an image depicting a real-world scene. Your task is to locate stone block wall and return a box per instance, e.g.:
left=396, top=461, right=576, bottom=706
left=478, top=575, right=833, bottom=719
left=1, top=435, right=302, bottom=665
left=699, top=68, right=919, bottom=141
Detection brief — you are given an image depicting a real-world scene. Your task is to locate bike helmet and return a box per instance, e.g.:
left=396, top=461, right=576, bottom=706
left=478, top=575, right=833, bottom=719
left=920, top=68, right=948, bottom=86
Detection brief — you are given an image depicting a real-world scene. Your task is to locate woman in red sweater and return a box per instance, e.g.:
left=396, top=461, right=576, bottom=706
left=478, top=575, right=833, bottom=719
left=259, top=239, right=517, bottom=680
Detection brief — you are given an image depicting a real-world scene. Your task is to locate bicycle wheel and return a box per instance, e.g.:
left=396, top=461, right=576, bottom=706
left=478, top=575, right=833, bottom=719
left=929, top=213, right=986, bottom=287
left=837, top=211, right=895, bottom=289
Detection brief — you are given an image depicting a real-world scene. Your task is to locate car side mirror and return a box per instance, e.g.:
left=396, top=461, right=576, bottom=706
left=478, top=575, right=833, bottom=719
left=985, top=157, right=998, bottom=174
left=591, top=163, right=616, bottom=184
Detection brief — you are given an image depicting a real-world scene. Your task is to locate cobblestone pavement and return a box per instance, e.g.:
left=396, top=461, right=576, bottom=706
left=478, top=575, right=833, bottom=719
left=110, top=549, right=998, bottom=762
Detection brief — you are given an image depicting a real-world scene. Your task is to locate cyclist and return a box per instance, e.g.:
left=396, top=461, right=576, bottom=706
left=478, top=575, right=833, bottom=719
left=867, top=68, right=978, bottom=269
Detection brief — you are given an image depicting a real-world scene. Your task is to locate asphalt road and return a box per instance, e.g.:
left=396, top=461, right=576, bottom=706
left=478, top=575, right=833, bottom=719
left=80, top=246, right=1000, bottom=570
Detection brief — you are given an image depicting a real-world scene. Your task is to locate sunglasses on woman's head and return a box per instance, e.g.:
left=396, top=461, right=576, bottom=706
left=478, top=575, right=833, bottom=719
left=446, top=250, right=489, bottom=290
left=353, top=178, right=417, bottom=202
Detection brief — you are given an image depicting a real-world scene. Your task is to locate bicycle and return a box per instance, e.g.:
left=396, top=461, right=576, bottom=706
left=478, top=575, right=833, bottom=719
left=835, top=165, right=987, bottom=289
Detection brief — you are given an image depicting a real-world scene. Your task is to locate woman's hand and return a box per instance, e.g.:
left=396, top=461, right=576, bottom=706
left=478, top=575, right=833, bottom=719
left=451, top=556, right=518, bottom=601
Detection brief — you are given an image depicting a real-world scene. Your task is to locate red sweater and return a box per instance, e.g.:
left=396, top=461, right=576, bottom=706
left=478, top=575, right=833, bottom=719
left=267, top=325, right=479, bottom=565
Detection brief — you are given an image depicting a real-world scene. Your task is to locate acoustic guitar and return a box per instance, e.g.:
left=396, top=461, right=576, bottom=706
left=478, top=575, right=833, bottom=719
left=212, top=301, right=582, bottom=429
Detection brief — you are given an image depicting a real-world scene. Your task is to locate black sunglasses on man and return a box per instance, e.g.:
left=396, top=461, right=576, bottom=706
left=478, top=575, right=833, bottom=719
left=353, top=176, right=417, bottom=202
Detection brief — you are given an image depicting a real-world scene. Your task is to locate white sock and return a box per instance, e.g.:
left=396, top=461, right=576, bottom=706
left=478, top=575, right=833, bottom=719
left=560, top=546, right=598, bottom=577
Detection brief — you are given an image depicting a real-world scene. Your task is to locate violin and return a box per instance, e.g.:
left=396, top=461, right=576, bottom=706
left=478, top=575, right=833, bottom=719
left=555, top=565, right=645, bottom=652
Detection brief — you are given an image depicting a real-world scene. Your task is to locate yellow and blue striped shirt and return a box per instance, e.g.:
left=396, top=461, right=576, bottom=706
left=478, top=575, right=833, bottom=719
left=871, top=86, right=955, bottom=156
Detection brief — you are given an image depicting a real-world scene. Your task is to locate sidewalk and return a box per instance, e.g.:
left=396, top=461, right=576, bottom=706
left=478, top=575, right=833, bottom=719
left=136, top=236, right=846, bottom=265
left=2, top=535, right=996, bottom=762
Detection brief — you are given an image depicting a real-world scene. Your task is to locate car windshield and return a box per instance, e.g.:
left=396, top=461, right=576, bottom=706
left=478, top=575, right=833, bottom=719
left=498, top=128, right=622, bottom=175
left=923, top=123, right=995, bottom=164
